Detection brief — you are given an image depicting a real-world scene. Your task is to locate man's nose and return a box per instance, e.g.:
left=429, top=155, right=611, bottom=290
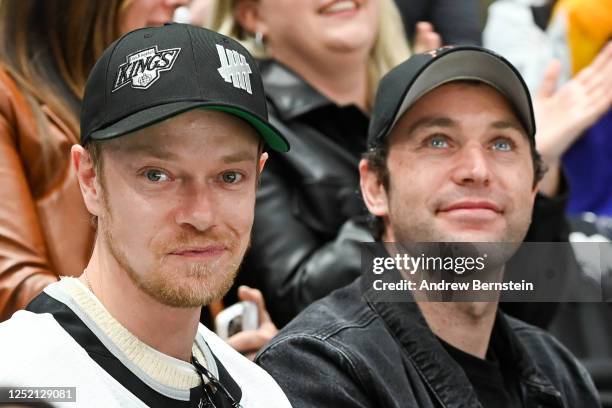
left=174, top=185, right=216, bottom=232
left=450, top=144, right=492, bottom=187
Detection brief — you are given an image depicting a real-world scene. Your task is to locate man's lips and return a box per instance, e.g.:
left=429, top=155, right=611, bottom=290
left=168, top=245, right=227, bottom=259
left=438, top=201, right=502, bottom=213
left=436, top=201, right=504, bottom=223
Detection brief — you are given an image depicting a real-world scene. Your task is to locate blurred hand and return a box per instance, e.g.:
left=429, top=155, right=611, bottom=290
left=532, top=42, right=612, bottom=196
left=226, top=286, right=278, bottom=360
left=534, top=42, right=612, bottom=165
left=413, top=22, right=442, bottom=54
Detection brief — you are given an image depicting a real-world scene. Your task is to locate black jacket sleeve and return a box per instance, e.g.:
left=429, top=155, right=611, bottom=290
left=242, top=156, right=372, bottom=326
left=256, top=335, right=373, bottom=408
left=526, top=190, right=570, bottom=242
left=502, top=180, right=573, bottom=328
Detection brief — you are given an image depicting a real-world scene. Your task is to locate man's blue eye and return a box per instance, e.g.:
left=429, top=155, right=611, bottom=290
left=428, top=136, right=449, bottom=148
left=222, top=172, right=243, bottom=184
left=492, top=139, right=513, bottom=152
left=145, top=170, right=169, bottom=182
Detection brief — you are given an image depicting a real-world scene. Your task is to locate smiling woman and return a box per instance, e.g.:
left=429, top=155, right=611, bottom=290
left=212, top=0, right=409, bottom=109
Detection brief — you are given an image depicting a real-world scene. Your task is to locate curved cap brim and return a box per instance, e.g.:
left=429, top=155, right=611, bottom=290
left=389, top=48, right=535, bottom=139
left=87, top=101, right=289, bottom=152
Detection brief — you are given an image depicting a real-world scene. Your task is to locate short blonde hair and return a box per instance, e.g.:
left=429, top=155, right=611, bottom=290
left=209, top=0, right=411, bottom=108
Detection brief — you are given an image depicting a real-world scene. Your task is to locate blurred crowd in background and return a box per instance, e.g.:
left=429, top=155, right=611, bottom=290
left=0, top=0, right=610, bottom=403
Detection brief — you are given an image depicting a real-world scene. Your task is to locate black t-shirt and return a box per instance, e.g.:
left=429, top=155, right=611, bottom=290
left=438, top=333, right=523, bottom=408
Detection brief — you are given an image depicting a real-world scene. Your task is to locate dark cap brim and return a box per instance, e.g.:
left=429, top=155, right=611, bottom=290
left=87, top=101, right=289, bottom=152
left=389, top=48, right=535, bottom=140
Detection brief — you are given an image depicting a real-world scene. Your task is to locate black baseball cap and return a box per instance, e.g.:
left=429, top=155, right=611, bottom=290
left=368, top=46, right=535, bottom=148
left=81, top=23, right=289, bottom=152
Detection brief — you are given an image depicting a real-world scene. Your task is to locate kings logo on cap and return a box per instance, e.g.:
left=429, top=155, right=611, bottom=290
left=112, top=45, right=181, bottom=92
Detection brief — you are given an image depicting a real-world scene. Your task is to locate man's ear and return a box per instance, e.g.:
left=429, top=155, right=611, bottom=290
left=258, top=151, right=268, bottom=173
left=234, top=0, right=267, bottom=36
left=255, top=151, right=268, bottom=188
left=359, top=158, right=390, bottom=218
left=71, top=144, right=103, bottom=217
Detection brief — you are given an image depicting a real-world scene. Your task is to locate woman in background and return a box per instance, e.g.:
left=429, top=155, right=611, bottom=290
left=0, top=0, right=186, bottom=321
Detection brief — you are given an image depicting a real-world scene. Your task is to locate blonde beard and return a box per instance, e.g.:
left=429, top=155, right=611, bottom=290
left=97, top=190, right=244, bottom=308
left=102, top=223, right=242, bottom=308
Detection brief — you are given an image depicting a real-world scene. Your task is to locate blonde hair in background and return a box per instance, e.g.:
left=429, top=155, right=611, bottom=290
left=209, top=0, right=411, bottom=108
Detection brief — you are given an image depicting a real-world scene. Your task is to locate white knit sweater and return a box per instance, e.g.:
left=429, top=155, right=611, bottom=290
left=0, top=278, right=291, bottom=408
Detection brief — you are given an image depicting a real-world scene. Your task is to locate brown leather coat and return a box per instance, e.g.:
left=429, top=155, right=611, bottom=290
left=0, top=68, right=95, bottom=321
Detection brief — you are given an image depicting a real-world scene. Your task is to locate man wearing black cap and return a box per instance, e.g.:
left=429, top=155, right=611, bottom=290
left=256, top=47, right=600, bottom=407
left=0, top=24, right=290, bottom=407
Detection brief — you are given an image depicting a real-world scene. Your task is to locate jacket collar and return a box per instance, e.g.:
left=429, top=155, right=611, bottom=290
left=362, top=273, right=563, bottom=407
left=259, top=59, right=333, bottom=121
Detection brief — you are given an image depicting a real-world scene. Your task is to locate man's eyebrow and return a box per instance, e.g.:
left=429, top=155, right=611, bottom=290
left=117, top=144, right=257, bottom=163
left=120, top=144, right=179, bottom=160
left=405, top=117, right=457, bottom=136
left=490, top=120, right=527, bottom=135
left=219, top=150, right=258, bottom=163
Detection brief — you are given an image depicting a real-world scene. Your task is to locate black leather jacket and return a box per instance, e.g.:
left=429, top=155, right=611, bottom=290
left=239, top=60, right=570, bottom=327
left=256, top=278, right=601, bottom=408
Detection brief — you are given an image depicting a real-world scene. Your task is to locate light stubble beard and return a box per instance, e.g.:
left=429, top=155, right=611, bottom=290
left=99, top=209, right=246, bottom=308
